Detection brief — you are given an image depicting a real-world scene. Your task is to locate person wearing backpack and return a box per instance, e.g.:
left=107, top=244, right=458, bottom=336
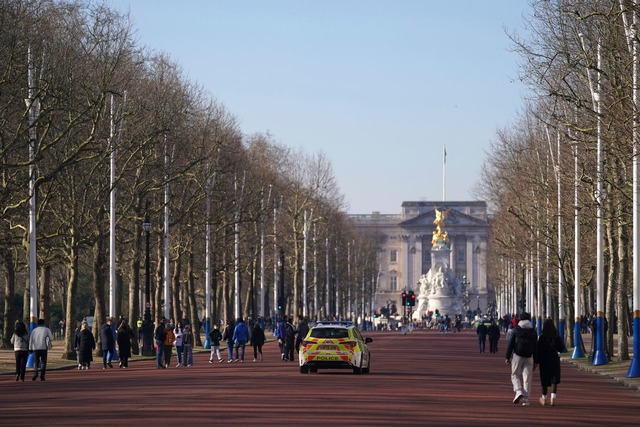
left=505, top=312, right=538, bottom=406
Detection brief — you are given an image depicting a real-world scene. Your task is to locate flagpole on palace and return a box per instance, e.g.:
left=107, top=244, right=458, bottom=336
left=442, top=145, right=446, bottom=201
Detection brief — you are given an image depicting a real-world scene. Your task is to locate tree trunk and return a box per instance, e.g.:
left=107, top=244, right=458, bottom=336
left=172, top=255, right=182, bottom=323
left=129, top=222, right=141, bottom=355
left=155, top=234, right=163, bottom=323
left=39, top=264, right=51, bottom=327
left=605, top=189, right=616, bottom=361
left=63, top=234, right=79, bottom=360
left=2, top=248, right=16, bottom=348
left=187, top=248, right=201, bottom=346
left=93, top=224, right=107, bottom=355
left=615, top=185, right=630, bottom=361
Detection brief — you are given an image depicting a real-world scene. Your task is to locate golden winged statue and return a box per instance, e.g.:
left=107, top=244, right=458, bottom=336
left=432, top=207, right=449, bottom=246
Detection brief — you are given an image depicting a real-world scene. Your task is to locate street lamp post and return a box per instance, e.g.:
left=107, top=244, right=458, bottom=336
left=278, top=249, right=285, bottom=318
left=142, top=218, right=155, bottom=356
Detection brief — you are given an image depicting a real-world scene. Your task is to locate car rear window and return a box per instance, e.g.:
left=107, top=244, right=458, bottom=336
left=309, top=328, right=350, bottom=339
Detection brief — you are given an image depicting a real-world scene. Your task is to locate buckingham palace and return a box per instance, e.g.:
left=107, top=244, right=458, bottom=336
left=350, top=200, right=491, bottom=316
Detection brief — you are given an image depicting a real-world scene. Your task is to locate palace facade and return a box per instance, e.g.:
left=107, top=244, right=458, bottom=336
left=351, top=201, right=491, bottom=316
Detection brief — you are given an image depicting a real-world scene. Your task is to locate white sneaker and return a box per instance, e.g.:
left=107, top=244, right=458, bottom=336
left=521, top=398, right=530, bottom=406
left=209, top=360, right=213, bottom=364
left=513, top=393, right=523, bottom=404
left=176, top=363, right=181, bottom=367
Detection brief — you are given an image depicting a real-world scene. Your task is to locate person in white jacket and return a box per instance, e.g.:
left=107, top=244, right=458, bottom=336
left=11, top=320, right=30, bottom=381
left=29, top=318, right=53, bottom=381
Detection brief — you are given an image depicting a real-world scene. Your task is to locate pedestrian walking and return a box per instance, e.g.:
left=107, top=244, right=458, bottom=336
left=284, top=317, right=295, bottom=362
left=11, top=320, right=29, bottom=381
left=76, top=321, right=95, bottom=370
left=251, top=321, right=266, bottom=362
left=154, top=317, right=167, bottom=369
left=208, top=323, right=223, bottom=363
left=505, top=312, right=538, bottom=406
left=537, top=318, right=564, bottom=406
left=222, top=320, right=235, bottom=363
left=174, top=322, right=184, bottom=367
left=28, top=318, right=53, bottom=381
left=100, top=318, right=116, bottom=369
left=163, top=324, right=176, bottom=368
left=232, top=318, right=249, bottom=362
left=488, top=319, right=501, bottom=353
left=295, top=315, right=309, bottom=353
left=275, top=317, right=287, bottom=361
left=116, top=319, right=134, bottom=368
left=182, top=324, right=194, bottom=366
left=476, top=320, right=488, bottom=353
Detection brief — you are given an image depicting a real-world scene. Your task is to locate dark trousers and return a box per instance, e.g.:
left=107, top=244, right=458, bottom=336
left=15, top=350, right=28, bottom=380
left=33, top=349, right=48, bottom=378
left=285, top=339, right=295, bottom=361
left=103, top=346, right=114, bottom=367
left=253, top=343, right=263, bottom=359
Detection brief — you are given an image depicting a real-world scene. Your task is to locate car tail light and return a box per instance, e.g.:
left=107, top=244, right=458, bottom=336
left=301, top=340, right=310, bottom=347
left=342, top=341, right=357, bottom=350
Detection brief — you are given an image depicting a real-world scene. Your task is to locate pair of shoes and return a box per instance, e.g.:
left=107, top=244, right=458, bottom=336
left=539, top=397, right=546, bottom=406
left=32, top=374, right=38, bottom=381
left=209, top=359, right=213, bottom=364
left=228, top=359, right=232, bottom=363
left=521, top=398, right=530, bottom=406
left=549, top=398, right=556, bottom=406
left=177, top=363, right=182, bottom=367
left=187, top=364, right=192, bottom=367
left=103, top=366, right=107, bottom=370
left=218, top=359, right=224, bottom=363
left=78, top=364, right=82, bottom=370
left=253, top=358, right=257, bottom=362
left=513, top=393, right=523, bottom=404
left=107, top=362, right=113, bottom=368
left=240, top=360, right=244, bottom=363
left=235, top=359, right=239, bottom=363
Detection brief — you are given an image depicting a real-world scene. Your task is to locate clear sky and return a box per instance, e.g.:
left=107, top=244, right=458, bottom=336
left=105, top=0, right=530, bottom=214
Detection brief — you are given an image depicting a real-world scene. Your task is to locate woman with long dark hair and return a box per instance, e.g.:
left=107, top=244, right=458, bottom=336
left=11, top=320, right=29, bottom=381
left=537, top=318, right=564, bottom=406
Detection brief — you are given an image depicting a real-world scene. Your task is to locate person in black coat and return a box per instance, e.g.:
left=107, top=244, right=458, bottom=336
left=487, top=319, right=501, bottom=353
left=250, top=321, right=266, bottom=362
left=116, top=319, right=134, bottom=368
left=476, top=321, right=488, bottom=353
left=100, top=318, right=116, bottom=369
left=76, top=322, right=95, bottom=370
left=537, top=318, right=564, bottom=406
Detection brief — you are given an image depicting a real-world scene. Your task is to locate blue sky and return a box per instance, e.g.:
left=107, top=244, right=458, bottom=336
left=105, top=0, right=530, bottom=214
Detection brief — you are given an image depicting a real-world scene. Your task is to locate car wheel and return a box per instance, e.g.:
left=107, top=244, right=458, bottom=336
left=353, top=362, right=363, bottom=375
left=300, top=366, right=309, bottom=374
left=362, top=356, right=370, bottom=374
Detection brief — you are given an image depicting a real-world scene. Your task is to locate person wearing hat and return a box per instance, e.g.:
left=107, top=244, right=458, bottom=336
left=505, top=312, right=538, bottom=406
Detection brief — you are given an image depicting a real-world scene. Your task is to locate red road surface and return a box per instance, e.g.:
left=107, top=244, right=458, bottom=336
left=2, top=329, right=639, bottom=426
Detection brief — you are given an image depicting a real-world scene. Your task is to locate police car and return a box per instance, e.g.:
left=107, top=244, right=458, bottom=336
left=298, top=322, right=373, bottom=374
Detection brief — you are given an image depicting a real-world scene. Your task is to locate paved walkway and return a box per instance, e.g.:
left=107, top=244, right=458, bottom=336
left=2, top=332, right=640, bottom=393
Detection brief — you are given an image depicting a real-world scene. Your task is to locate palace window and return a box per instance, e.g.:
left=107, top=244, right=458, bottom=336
left=390, top=249, right=397, bottom=263
left=389, top=275, right=398, bottom=291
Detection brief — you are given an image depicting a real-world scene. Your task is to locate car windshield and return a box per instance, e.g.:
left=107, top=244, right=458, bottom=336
left=309, top=328, right=350, bottom=339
